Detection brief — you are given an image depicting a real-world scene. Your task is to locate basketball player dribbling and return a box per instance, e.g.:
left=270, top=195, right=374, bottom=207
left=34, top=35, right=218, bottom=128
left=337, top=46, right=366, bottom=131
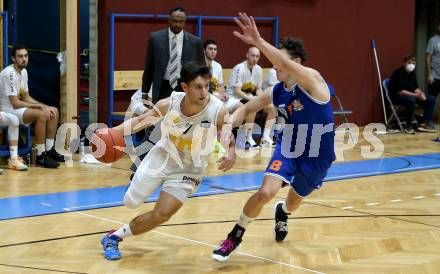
left=100, top=61, right=236, bottom=260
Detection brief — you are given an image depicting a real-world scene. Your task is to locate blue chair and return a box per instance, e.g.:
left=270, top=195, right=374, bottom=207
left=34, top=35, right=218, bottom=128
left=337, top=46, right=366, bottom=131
left=327, top=84, right=355, bottom=141
left=0, top=125, right=32, bottom=158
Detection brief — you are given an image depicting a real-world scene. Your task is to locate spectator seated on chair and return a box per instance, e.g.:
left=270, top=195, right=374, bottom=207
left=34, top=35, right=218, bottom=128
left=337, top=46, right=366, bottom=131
left=0, top=44, right=63, bottom=168
left=225, top=47, right=276, bottom=147
left=388, top=54, right=436, bottom=134
left=203, top=39, right=228, bottom=102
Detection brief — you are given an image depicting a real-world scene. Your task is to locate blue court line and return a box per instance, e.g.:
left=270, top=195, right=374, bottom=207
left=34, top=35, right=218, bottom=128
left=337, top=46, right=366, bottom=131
left=0, top=153, right=439, bottom=220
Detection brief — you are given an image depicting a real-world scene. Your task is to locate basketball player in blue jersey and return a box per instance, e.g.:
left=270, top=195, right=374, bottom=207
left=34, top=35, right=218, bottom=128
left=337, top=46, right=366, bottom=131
left=212, top=13, right=335, bottom=261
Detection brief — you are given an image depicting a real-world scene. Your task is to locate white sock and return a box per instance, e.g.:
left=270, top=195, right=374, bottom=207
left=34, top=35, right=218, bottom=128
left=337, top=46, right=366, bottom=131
left=110, top=224, right=133, bottom=239
left=45, top=139, right=54, bottom=151
left=36, top=144, right=45, bottom=156
left=263, top=128, right=271, bottom=140
left=9, top=146, right=18, bottom=160
left=247, top=131, right=256, bottom=142
left=282, top=202, right=291, bottom=214
left=237, top=211, right=254, bottom=229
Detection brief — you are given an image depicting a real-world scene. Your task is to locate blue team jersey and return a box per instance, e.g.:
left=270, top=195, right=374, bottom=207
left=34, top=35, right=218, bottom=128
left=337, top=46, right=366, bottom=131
left=271, top=82, right=335, bottom=162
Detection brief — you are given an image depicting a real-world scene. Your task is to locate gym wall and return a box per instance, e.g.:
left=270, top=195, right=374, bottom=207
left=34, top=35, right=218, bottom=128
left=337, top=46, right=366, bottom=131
left=97, top=0, right=415, bottom=126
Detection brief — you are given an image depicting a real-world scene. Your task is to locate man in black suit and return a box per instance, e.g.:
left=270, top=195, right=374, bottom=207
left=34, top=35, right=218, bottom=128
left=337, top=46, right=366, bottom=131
left=142, top=7, right=205, bottom=103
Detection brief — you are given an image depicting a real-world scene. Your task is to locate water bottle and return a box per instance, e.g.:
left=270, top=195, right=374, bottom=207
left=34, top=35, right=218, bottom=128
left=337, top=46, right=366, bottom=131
left=79, top=137, right=85, bottom=157
left=31, top=147, right=38, bottom=166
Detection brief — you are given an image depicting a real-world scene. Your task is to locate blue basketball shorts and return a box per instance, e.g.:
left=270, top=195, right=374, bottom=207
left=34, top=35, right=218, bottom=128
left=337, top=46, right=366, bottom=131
left=264, top=143, right=333, bottom=197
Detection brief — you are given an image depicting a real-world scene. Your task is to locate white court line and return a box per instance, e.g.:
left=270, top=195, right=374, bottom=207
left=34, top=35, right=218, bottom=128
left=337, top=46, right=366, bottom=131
left=62, top=187, right=258, bottom=211
left=34, top=163, right=440, bottom=212
left=365, top=203, right=380, bottom=206
left=201, top=185, right=258, bottom=191
left=328, top=164, right=440, bottom=181
left=66, top=209, right=325, bottom=274
left=390, top=199, right=403, bottom=203
left=64, top=201, right=123, bottom=210
left=341, top=206, right=354, bottom=210
left=412, top=196, right=425, bottom=199
left=196, top=187, right=258, bottom=194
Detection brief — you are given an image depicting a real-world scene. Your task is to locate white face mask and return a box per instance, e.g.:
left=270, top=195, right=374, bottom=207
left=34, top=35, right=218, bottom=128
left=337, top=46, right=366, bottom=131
left=406, top=63, right=415, bottom=72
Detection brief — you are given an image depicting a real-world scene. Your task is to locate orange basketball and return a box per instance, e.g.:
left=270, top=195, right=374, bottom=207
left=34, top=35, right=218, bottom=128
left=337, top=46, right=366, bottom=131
left=90, top=128, right=125, bottom=163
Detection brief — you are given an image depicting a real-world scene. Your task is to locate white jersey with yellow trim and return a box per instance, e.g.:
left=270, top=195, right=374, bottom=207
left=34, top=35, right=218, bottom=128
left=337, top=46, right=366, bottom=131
left=0, top=65, right=29, bottom=112
left=130, top=92, right=223, bottom=200
left=157, top=91, right=223, bottom=169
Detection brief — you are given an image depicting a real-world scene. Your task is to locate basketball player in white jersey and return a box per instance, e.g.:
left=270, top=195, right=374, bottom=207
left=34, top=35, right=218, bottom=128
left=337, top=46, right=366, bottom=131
left=0, top=44, right=62, bottom=168
left=100, top=61, right=236, bottom=260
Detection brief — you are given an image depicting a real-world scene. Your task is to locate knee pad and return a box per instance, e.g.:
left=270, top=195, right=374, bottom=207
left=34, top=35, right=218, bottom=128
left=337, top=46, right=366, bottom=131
left=124, top=169, right=162, bottom=209
left=4, top=112, right=19, bottom=127
left=124, top=188, right=144, bottom=209
left=3, top=113, right=19, bottom=140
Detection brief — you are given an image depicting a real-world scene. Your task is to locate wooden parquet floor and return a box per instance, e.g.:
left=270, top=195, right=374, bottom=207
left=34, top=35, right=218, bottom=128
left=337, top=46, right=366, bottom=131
left=0, top=131, right=439, bottom=273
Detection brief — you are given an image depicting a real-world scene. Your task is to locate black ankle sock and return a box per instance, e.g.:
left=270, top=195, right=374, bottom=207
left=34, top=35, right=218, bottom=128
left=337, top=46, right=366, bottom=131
left=228, top=224, right=245, bottom=242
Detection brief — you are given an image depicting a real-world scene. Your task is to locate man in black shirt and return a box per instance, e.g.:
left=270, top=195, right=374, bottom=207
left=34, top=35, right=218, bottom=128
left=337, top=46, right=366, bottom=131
left=389, top=55, right=436, bottom=133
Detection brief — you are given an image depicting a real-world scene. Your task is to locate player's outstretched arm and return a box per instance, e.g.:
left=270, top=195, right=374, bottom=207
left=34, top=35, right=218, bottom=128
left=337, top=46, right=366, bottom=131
left=233, top=12, right=329, bottom=102
left=113, top=97, right=170, bottom=135
left=231, top=91, right=272, bottom=128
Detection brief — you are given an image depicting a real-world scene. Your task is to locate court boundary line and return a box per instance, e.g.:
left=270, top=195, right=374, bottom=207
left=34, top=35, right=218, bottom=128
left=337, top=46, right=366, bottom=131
left=4, top=213, right=440, bottom=249
left=1, top=163, right=440, bottom=221
left=0, top=263, right=88, bottom=274
left=0, top=188, right=259, bottom=222
left=0, top=231, right=106, bottom=248
left=68, top=209, right=325, bottom=274
left=43, top=165, right=440, bottom=213
left=301, top=200, right=440, bottom=228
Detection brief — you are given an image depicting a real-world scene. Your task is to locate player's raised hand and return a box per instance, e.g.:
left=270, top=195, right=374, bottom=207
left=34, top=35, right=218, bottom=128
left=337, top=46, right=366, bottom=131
left=233, top=12, right=262, bottom=45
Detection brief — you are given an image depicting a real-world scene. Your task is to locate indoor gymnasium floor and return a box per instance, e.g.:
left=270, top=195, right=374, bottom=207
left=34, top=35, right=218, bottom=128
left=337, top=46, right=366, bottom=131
left=0, top=131, right=440, bottom=274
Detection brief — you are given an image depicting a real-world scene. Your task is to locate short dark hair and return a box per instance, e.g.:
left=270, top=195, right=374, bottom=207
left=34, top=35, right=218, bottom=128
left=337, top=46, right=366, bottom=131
left=278, top=37, right=307, bottom=63
left=169, top=7, right=186, bottom=15
left=203, top=39, right=217, bottom=50
left=11, top=44, right=28, bottom=58
left=404, top=54, right=416, bottom=62
left=180, top=61, right=211, bottom=84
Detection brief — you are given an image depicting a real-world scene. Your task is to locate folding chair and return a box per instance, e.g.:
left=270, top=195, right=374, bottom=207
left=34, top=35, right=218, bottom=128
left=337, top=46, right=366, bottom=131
left=328, top=84, right=355, bottom=142
left=382, top=79, right=404, bottom=132
left=0, top=125, right=32, bottom=158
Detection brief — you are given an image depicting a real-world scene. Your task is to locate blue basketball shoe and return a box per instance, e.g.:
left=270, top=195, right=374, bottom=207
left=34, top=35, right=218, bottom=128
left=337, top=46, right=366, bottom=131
left=101, top=230, right=122, bottom=260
